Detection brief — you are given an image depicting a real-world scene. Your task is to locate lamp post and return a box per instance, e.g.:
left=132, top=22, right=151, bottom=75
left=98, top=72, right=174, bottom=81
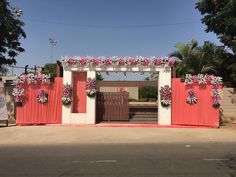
left=49, top=38, right=57, bottom=63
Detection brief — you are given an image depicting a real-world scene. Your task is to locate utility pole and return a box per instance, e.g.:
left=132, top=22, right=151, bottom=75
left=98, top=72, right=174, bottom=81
left=49, top=37, right=57, bottom=63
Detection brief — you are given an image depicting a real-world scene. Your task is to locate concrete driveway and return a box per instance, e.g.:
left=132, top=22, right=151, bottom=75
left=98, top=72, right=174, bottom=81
left=0, top=125, right=235, bottom=177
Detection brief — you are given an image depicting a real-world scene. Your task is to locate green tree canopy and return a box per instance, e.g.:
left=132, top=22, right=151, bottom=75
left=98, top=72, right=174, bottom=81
left=42, top=63, right=57, bottom=78
left=196, top=0, right=236, bottom=54
left=169, top=40, right=236, bottom=85
left=0, top=0, right=26, bottom=66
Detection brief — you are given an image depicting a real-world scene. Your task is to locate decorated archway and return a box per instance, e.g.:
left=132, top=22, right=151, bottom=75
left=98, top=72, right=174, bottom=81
left=61, top=56, right=174, bottom=125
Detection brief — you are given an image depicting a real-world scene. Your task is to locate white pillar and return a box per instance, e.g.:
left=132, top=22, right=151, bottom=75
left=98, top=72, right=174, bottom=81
left=86, top=71, right=96, bottom=124
left=158, top=67, right=172, bottom=125
left=62, top=70, right=72, bottom=124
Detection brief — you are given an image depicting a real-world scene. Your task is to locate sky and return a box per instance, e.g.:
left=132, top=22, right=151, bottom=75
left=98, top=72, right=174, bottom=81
left=9, top=0, right=221, bottom=79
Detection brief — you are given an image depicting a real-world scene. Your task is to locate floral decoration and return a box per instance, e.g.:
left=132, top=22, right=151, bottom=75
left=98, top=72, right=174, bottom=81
left=86, top=78, right=97, bottom=97
left=37, top=89, right=48, bottom=104
left=184, top=74, right=223, bottom=108
left=12, top=87, right=25, bottom=106
left=12, top=74, right=51, bottom=105
left=186, top=89, right=197, bottom=105
left=211, top=85, right=223, bottom=108
left=27, top=73, right=37, bottom=84
left=160, top=85, right=171, bottom=107
left=61, top=56, right=176, bottom=70
left=62, top=83, right=72, bottom=105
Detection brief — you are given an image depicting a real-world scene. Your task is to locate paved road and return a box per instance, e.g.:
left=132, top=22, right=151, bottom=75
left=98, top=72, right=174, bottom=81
left=0, top=125, right=235, bottom=177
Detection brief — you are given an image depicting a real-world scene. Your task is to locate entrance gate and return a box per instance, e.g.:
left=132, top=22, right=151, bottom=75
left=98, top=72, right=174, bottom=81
left=96, top=92, right=129, bottom=122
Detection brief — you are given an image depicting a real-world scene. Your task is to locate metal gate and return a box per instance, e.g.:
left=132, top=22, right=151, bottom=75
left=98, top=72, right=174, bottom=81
left=96, top=92, right=129, bottom=122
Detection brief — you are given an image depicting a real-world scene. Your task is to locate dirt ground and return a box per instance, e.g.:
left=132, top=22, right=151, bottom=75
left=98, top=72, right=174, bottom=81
left=0, top=123, right=236, bottom=146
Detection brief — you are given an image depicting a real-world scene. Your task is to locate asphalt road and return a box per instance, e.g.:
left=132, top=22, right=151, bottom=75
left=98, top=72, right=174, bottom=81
left=0, top=125, right=235, bottom=177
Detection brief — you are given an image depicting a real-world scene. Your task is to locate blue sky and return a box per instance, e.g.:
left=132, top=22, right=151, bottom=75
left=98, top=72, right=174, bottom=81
left=9, top=0, right=220, bottom=79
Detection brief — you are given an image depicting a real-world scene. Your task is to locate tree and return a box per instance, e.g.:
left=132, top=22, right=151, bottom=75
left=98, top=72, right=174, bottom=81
left=169, top=40, right=236, bottom=84
left=96, top=73, right=104, bottom=81
left=195, top=0, right=236, bottom=54
left=169, top=39, right=199, bottom=78
left=0, top=0, right=26, bottom=66
left=0, top=65, right=9, bottom=76
left=42, top=63, right=57, bottom=78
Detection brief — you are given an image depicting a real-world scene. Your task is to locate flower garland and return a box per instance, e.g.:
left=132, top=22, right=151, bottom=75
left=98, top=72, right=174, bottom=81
left=211, top=84, right=223, bottom=108
left=61, top=56, right=176, bottom=70
left=12, top=74, right=51, bottom=105
left=186, top=89, right=197, bottom=105
left=160, top=85, right=171, bottom=107
left=37, top=89, right=48, bottom=104
left=62, top=83, right=72, bottom=105
left=184, top=74, right=222, bottom=86
left=184, top=74, right=223, bottom=107
left=86, top=78, right=97, bottom=97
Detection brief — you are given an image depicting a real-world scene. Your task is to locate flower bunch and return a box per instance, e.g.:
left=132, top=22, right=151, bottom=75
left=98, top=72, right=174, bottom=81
left=91, top=58, right=101, bottom=66
left=117, top=57, right=126, bottom=66
left=211, top=85, right=223, bottom=108
left=36, top=74, right=51, bottom=84
left=62, top=83, right=72, bottom=105
left=86, top=78, right=97, bottom=97
left=12, top=87, right=25, bottom=106
left=185, top=74, right=194, bottom=85
left=186, top=89, right=197, bottom=105
left=61, top=57, right=78, bottom=69
left=27, top=73, right=37, bottom=84
left=103, top=58, right=112, bottom=66
left=79, top=57, right=88, bottom=66
left=141, top=58, right=149, bottom=66
left=160, top=85, right=171, bottom=107
left=128, top=58, right=139, bottom=65
left=168, top=57, right=176, bottom=67
left=12, top=74, right=27, bottom=106
left=197, top=74, right=207, bottom=85
left=37, top=89, right=48, bottom=104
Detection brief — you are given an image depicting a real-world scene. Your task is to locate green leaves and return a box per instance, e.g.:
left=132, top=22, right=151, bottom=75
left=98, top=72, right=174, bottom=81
left=0, top=0, right=26, bottom=66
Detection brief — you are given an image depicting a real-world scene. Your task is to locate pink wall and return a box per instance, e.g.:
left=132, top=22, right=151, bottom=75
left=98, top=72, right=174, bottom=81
left=172, top=78, right=219, bottom=127
left=72, top=72, right=87, bottom=113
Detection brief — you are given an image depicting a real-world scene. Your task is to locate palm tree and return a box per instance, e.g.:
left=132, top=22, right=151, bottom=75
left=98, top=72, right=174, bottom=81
left=169, top=39, right=199, bottom=78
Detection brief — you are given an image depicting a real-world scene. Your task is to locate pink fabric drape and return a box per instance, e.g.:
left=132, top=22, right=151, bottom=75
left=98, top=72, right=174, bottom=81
left=171, top=78, right=219, bottom=127
left=72, top=72, right=87, bottom=113
left=16, top=77, right=62, bottom=125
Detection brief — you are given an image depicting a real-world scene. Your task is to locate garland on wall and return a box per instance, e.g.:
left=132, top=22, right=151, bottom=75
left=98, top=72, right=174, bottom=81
left=86, top=78, right=97, bottom=98
left=37, top=89, right=48, bottom=104
left=12, top=74, right=51, bottom=106
left=184, top=74, right=223, bottom=108
left=186, top=89, right=197, bottom=105
left=61, top=56, right=177, bottom=70
left=160, top=85, right=171, bottom=107
left=62, top=83, right=72, bottom=105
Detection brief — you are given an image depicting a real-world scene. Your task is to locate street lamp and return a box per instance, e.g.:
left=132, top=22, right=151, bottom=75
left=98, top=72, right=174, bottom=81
left=49, top=38, right=57, bottom=63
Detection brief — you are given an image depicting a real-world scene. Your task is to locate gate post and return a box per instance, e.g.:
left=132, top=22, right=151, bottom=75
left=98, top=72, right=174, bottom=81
left=158, top=68, right=172, bottom=125
left=62, top=70, right=72, bottom=124
left=86, top=70, right=96, bottom=124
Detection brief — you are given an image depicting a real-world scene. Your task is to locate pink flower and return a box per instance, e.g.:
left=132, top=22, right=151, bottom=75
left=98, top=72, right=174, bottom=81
left=118, top=58, right=126, bottom=65
left=129, top=58, right=138, bottom=65
left=103, top=58, right=112, bottom=66
left=67, top=58, right=77, bottom=65
left=153, top=58, right=163, bottom=66
left=80, top=58, right=88, bottom=66
left=92, top=58, right=100, bottom=66
left=141, top=58, right=149, bottom=66
left=168, top=58, right=176, bottom=66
